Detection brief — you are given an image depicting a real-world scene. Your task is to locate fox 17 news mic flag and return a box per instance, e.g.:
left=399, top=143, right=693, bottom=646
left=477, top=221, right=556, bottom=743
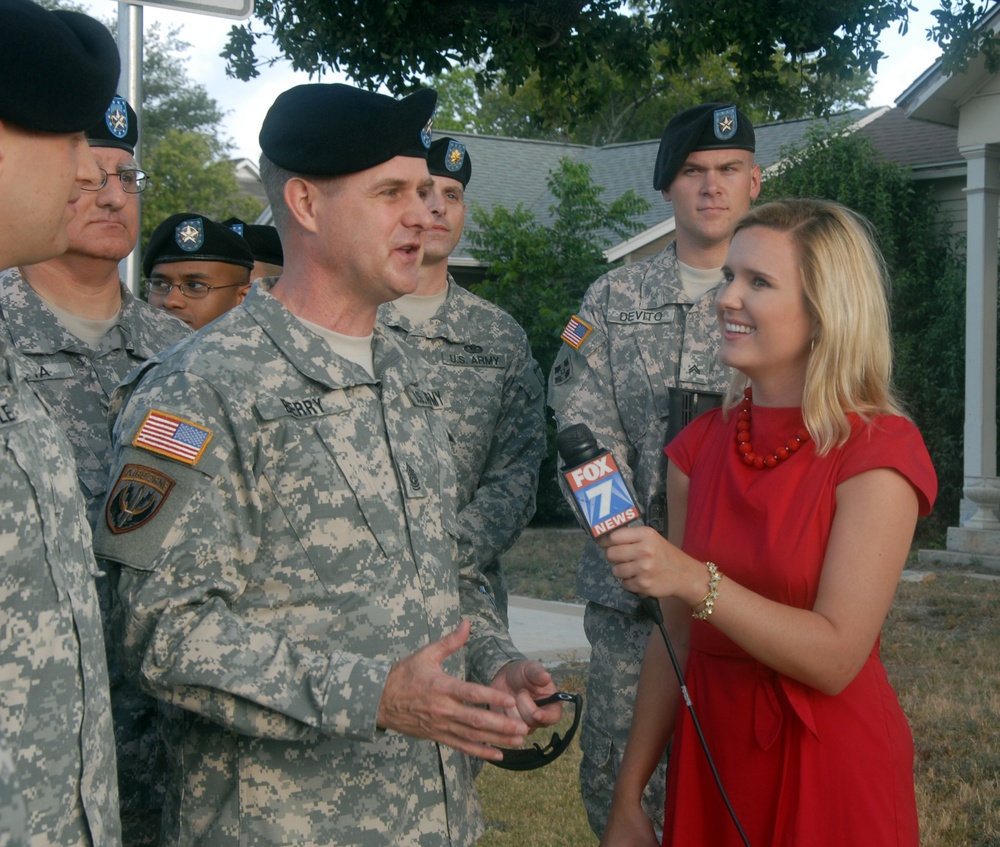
left=555, top=423, right=641, bottom=538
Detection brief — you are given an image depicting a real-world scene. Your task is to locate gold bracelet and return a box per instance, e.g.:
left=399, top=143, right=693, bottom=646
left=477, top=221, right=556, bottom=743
left=691, top=561, right=722, bottom=620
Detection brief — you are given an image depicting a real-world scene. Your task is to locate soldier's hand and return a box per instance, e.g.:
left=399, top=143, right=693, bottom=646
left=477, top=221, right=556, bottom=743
left=489, top=660, right=561, bottom=729
left=377, top=619, right=531, bottom=761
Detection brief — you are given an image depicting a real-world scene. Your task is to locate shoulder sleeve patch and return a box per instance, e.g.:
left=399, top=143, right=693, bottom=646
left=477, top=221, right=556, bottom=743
left=106, top=463, right=174, bottom=534
left=560, top=315, right=592, bottom=349
left=551, top=356, right=573, bottom=387
left=132, top=409, right=212, bottom=465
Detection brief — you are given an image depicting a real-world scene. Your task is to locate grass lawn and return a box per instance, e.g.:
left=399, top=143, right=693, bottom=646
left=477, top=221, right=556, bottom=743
left=483, top=529, right=1000, bottom=847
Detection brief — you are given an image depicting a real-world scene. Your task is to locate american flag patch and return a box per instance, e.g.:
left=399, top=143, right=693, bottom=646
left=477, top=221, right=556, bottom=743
left=132, top=410, right=212, bottom=465
left=560, top=315, right=593, bottom=349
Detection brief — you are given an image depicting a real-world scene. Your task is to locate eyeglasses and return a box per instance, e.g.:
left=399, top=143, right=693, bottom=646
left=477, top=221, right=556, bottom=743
left=81, top=168, right=148, bottom=195
left=144, top=279, right=245, bottom=299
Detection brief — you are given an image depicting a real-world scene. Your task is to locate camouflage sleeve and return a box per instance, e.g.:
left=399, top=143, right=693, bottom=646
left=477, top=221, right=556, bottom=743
left=460, top=574, right=525, bottom=686
left=547, top=274, right=649, bottom=613
left=97, top=372, right=393, bottom=745
left=548, top=273, right=638, bottom=504
left=453, top=345, right=546, bottom=581
left=0, top=719, right=27, bottom=847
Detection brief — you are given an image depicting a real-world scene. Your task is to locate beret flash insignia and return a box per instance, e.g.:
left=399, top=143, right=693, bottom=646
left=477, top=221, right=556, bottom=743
left=420, top=114, right=434, bottom=149
left=446, top=140, right=466, bottom=172
left=105, top=95, right=129, bottom=139
left=175, top=218, right=204, bottom=252
left=714, top=105, right=738, bottom=141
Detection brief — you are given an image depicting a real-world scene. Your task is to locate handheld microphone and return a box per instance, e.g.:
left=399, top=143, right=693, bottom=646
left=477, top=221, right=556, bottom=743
left=555, top=424, right=661, bottom=624
left=556, top=423, right=751, bottom=847
left=555, top=423, right=642, bottom=538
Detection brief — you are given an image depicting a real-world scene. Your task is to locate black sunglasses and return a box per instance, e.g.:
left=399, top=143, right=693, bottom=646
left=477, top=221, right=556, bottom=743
left=488, top=691, right=583, bottom=772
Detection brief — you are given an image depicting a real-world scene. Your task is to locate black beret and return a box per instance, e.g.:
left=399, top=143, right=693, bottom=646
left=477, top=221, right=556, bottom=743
left=0, top=0, right=120, bottom=133
left=222, top=217, right=284, bottom=266
left=653, top=103, right=756, bottom=191
left=87, top=95, right=138, bottom=155
left=427, top=137, right=472, bottom=188
left=259, top=83, right=436, bottom=176
left=143, top=213, right=255, bottom=277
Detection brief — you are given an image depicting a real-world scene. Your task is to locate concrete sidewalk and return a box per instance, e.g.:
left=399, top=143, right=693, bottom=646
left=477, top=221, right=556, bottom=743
left=503, top=568, right=988, bottom=667
left=507, top=595, right=589, bottom=664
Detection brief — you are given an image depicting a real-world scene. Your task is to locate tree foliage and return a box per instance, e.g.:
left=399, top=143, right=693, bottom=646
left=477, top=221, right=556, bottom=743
left=141, top=23, right=228, bottom=144
left=220, top=0, right=982, bottom=120
left=760, top=128, right=966, bottom=544
left=430, top=47, right=873, bottom=146
left=468, top=158, right=649, bottom=374
left=929, top=0, right=1000, bottom=76
left=467, top=158, right=650, bottom=522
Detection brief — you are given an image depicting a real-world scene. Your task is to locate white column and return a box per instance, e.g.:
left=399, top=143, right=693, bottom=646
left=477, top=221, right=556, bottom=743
left=959, top=144, right=1000, bottom=530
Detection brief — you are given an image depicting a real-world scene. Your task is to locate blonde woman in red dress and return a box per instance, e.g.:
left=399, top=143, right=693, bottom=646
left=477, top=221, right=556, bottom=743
left=599, top=198, right=936, bottom=847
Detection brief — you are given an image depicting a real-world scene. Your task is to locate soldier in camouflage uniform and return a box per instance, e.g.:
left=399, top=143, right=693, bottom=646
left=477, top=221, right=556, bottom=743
left=143, top=212, right=255, bottom=331
left=548, top=104, right=761, bottom=837
left=222, top=216, right=284, bottom=283
left=1, top=95, right=190, bottom=530
left=0, top=343, right=122, bottom=847
left=0, top=96, right=190, bottom=847
left=0, top=724, right=27, bottom=847
left=94, top=83, right=561, bottom=847
left=0, top=2, right=122, bottom=845
left=378, top=137, right=546, bottom=627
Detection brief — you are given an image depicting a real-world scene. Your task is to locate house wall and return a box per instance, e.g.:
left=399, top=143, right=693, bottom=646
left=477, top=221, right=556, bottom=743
left=958, top=75, right=1000, bottom=147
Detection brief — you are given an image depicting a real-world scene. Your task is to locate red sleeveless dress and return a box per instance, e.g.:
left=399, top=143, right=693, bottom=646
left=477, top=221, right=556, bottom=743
left=662, top=404, right=936, bottom=847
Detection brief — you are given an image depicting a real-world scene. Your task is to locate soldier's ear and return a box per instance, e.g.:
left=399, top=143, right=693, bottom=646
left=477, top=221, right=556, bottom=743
left=284, top=176, right=324, bottom=235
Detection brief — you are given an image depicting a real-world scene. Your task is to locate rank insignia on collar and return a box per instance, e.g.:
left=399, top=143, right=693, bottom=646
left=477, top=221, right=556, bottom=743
left=175, top=218, right=204, bottom=252
left=133, top=409, right=212, bottom=465
left=446, top=140, right=466, bottom=172
left=105, top=95, right=129, bottom=139
left=714, top=105, right=738, bottom=141
left=106, top=464, right=174, bottom=534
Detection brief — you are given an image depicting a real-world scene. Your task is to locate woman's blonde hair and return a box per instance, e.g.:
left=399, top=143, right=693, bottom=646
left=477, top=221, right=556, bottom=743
left=723, top=198, right=906, bottom=454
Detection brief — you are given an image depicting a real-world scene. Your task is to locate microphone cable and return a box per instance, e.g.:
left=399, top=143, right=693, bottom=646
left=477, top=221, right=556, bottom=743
left=555, top=422, right=750, bottom=845
left=639, top=596, right=751, bottom=847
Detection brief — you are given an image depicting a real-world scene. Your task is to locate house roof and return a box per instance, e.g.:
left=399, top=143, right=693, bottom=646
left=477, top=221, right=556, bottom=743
left=861, top=104, right=962, bottom=169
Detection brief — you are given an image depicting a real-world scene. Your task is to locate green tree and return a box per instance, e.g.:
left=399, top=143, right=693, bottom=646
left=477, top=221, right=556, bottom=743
left=760, top=128, right=966, bottom=544
left=467, top=158, right=650, bottom=522
left=221, top=1, right=985, bottom=121
left=431, top=46, right=874, bottom=146
left=141, top=22, right=228, bottom=143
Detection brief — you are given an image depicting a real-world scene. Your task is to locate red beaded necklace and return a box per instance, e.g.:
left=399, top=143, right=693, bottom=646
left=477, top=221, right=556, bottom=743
left=735, top=388, right=811, bottom=469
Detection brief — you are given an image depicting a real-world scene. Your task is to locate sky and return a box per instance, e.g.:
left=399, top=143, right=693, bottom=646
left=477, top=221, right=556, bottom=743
left=86, top=1, right=945, bottom=161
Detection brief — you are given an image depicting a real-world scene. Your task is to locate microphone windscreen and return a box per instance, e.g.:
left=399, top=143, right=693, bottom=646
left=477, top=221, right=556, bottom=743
left=555, top=423, right=602, bottom=467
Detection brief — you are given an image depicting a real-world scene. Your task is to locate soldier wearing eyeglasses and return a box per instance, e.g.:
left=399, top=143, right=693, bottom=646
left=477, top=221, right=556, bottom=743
left=0, top=1, right=124, bottom=845
left=0, top=93, right=190, bottom=847
left=144, top=212, right=255, bottom=330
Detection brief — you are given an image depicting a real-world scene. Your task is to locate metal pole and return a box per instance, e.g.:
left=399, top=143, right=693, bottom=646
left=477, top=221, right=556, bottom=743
left=118, top=3, right=143, bottom=297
